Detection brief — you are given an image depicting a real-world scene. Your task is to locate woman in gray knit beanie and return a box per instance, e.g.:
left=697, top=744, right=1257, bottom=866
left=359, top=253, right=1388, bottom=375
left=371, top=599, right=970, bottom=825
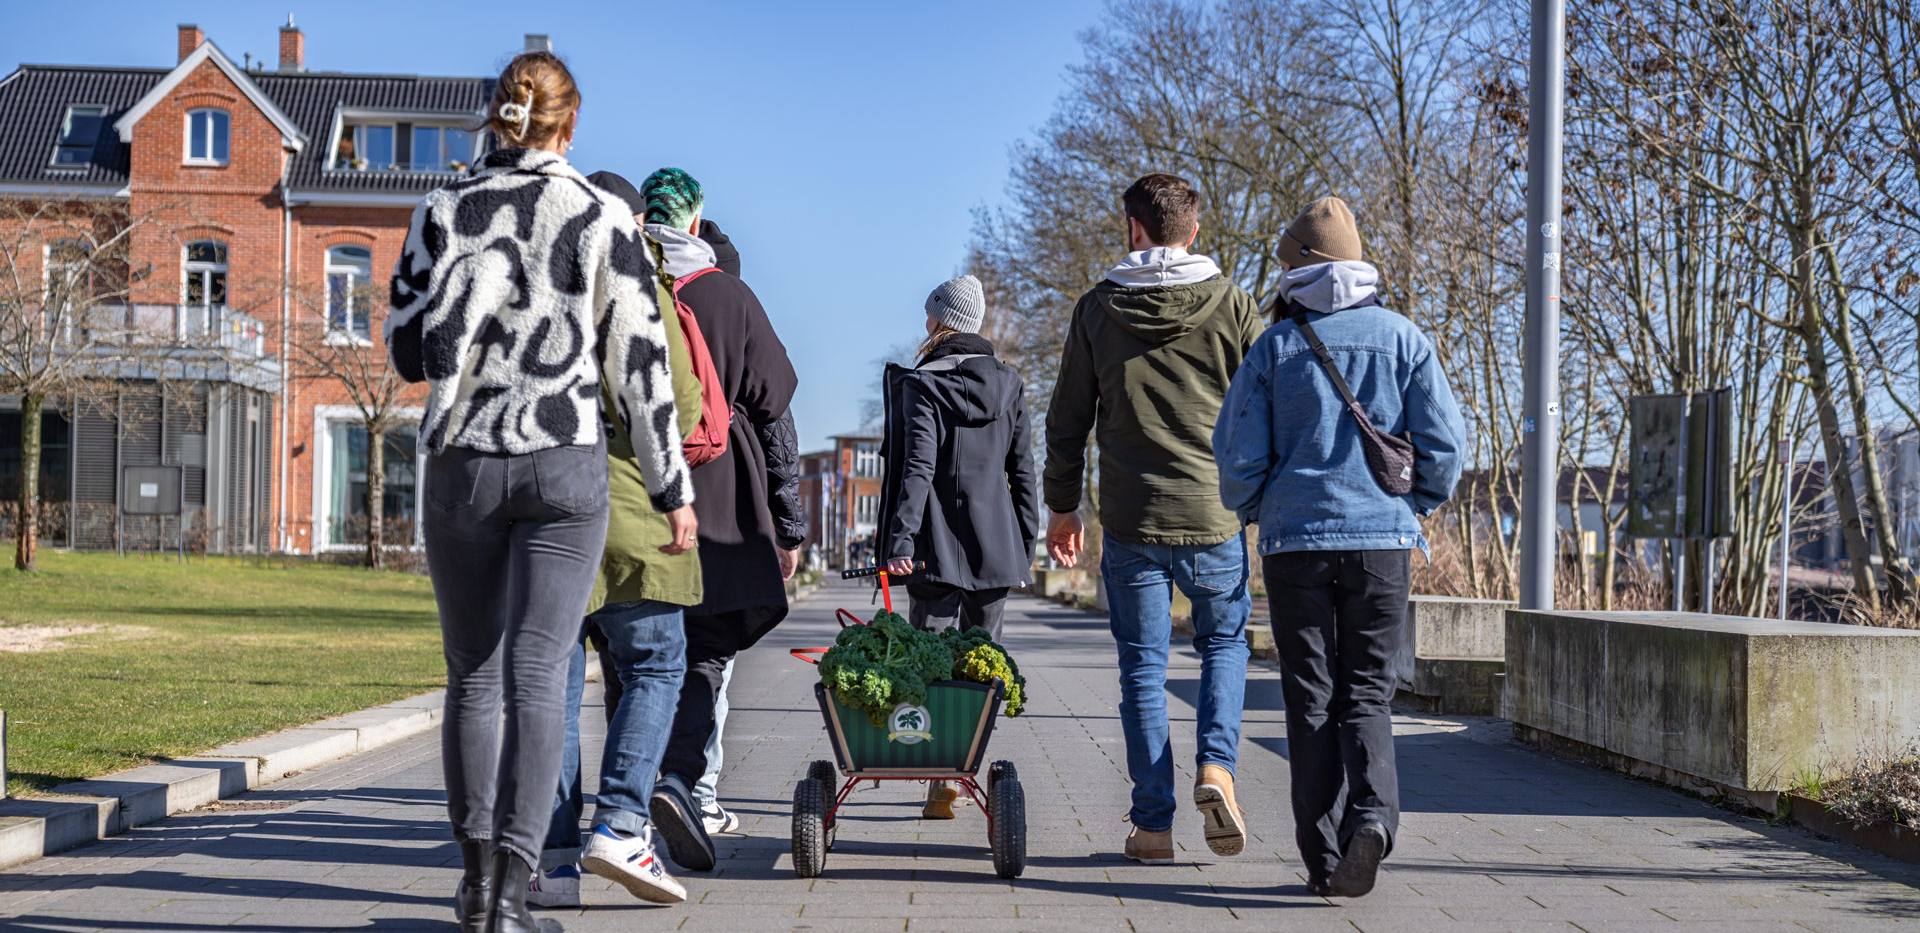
left=879, top=272, right=1041, bottom=818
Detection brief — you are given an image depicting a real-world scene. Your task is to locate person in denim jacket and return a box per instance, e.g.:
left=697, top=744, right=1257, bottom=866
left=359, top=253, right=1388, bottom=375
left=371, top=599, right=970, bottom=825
left=1213, top=196, right=1464, bottom=898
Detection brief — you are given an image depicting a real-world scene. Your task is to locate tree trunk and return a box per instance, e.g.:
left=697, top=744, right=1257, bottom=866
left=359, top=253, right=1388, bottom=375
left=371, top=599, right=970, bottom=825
left=14, top=392, right=43, bottom=572
left=366, top=426, right=386, bottom=570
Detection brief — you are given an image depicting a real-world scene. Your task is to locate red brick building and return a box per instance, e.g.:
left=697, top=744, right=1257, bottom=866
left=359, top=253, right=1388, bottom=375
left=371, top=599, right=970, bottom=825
left=798, top=434, right=883, bottom=568
left=0, top=22, right=504, bottom=553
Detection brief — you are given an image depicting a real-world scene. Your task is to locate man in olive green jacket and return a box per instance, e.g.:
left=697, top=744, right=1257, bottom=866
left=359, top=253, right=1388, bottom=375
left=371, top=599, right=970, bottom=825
left=1043, top=173, right=1262, bottom=866
left=534, top=171, right=707, bottom=907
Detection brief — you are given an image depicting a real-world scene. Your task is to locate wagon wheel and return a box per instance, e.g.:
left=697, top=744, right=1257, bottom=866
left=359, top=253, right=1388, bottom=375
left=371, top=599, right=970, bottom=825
left=989, top=773, right=1027, bottom=879
left=808, top=759, right=838, bottom=793
left=988, top=759, right=1018, bottom=798
left=792, top=777, right=827, bottom=878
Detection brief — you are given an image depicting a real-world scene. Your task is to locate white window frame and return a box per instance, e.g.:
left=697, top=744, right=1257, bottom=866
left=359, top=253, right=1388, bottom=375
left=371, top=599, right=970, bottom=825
left=42, top=239, right=91, bottom=342
left=181, top=240, right=228, bottom=339
left=50, top=104, right=107, bottom=167
left=853, top=445, right=880, bottom=478
left=324, top=245, right=374, bottom=345
left=407, top=124, right=477, bottom=172
left=310, top=405, right=426, bottom=553
left=325, top=108, right=485, bottom=173
left=184, top=108, right=230, bottom=166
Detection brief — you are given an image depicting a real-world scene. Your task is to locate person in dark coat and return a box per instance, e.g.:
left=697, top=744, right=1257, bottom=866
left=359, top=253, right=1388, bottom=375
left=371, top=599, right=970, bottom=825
left=881, top=273, right=1038, bottom=818
left=882, top=274, right=1039, bottom=638
left=637, top=167, right=800, bottom=873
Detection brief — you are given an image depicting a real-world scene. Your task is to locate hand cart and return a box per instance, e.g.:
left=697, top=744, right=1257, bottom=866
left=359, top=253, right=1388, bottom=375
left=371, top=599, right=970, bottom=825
left=787, top=566, right=1026, bottom=879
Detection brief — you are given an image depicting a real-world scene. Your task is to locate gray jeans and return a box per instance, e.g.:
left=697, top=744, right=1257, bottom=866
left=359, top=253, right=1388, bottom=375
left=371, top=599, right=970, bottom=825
left=424, top=441, right=610, bottom=868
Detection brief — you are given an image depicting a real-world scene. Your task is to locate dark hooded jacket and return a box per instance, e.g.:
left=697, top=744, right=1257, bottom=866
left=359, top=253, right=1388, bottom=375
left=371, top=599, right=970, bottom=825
left=880, top=334, right=1041, bottom=590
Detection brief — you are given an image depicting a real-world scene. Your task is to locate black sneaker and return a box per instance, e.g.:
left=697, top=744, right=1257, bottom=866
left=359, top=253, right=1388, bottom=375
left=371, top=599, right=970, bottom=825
left=1305, top=876, right=1333, bottom=897
left=649, top=775, right=717, bottom=871
left=1329, top=821, right=1388, bottom=897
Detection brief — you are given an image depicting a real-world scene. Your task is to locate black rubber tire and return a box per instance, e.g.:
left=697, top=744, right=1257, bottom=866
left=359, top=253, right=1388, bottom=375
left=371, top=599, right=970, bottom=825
left=990, top=775, right=1027, bottom=879
left=792, top=777, right=827, bottom=878
left=988, top=760, right=1017, bottom=797
left=808, top=759, right=838, bottom=793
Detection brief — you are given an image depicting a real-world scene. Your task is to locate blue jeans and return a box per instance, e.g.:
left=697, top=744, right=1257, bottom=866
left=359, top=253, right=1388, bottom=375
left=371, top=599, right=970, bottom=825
left=693, top=658, right=734, bottom=811
left=543, top=635, right=589, bottom=853
left=1100, top=532, right=1251, bottom=832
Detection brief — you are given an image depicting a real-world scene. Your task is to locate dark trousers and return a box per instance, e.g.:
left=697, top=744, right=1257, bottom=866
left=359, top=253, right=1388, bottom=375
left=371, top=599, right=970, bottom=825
left=906, top=581, right=1010, bottom=642
left=1263, top=548, right=1408, bottom=881
left=424, top=442, right=609, bottom=869
left=660, top=608, right=766, bottom=783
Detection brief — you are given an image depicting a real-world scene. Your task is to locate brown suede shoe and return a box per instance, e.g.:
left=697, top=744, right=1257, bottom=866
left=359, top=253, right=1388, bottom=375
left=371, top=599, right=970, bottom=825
left=922, top=781, right=958, bottom=820
left=1193, top=764, right=1248, bottom=857
left=1124, top=825, right=1175, bottom=864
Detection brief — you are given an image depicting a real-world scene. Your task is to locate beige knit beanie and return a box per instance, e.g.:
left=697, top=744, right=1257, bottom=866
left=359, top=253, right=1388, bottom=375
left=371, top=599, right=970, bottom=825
left=1278, top=196, right=1364, bottom=269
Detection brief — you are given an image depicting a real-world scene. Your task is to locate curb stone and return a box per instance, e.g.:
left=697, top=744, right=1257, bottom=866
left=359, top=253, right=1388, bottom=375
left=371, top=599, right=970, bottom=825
left=0, top=663, right=602, bottom=871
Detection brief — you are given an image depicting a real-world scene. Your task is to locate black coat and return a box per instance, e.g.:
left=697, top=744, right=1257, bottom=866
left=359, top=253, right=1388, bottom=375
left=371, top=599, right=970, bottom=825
left=680, top=268, right=799, bottom=637
left=880, top=335, right=1040, bottom=591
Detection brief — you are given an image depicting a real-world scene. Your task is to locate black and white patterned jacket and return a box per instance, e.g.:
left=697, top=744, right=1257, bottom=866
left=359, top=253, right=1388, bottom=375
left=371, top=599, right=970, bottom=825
left=386, top=148, right=692, bottom=511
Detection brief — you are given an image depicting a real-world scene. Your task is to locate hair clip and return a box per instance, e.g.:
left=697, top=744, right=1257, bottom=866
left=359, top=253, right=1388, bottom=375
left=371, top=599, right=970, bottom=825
left=498, top=95, right=532, bottom=138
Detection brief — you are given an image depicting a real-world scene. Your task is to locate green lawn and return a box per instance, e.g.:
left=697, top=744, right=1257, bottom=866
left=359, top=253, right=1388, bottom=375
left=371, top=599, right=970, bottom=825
left=0, top=550, right=443, bottom=797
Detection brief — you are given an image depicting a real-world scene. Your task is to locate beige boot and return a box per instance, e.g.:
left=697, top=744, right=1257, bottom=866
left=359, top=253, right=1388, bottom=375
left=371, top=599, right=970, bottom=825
left=922, top=781, right=957, bottom=820
left=1124, top=825, right=1175, bottom=864
left=1194, top=764, right=1248, bottom=857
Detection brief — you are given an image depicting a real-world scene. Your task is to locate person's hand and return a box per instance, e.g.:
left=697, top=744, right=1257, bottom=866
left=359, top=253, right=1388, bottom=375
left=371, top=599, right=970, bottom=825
left=885, top=557, right=917, bottom=577
left=660, top=505, right=699, bottom=555
left=1047, top=510, right=1084, bottom=567
left=779, top=546, right=800, bottom=581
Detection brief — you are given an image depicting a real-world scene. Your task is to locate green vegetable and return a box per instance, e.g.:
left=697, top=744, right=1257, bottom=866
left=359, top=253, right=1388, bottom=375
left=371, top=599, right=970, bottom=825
left=941, top=627, right=1027, bottom=718
left=818, top=610, right=954, bottom=725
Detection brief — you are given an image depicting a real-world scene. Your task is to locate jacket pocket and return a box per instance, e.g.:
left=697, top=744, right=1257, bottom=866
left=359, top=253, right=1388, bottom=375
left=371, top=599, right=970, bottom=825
left=533, top=443, right=609, bottom=515
left=426, top=449, right=483, bottom=512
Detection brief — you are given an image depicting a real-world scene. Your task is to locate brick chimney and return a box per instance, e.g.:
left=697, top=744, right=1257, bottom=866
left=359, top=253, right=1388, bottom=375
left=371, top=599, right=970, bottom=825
left=177, top=24, right=205, bottom=63
left=279, top=16, right=305, bottom=72
left=524, top=33, right=552, bottom=53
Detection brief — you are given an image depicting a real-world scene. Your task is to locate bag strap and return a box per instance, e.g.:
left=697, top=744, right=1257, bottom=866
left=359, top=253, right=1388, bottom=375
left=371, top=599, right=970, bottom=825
left=1289, top=306, right=1371, bottom=426
left=672, top=266, right=722, bottom=296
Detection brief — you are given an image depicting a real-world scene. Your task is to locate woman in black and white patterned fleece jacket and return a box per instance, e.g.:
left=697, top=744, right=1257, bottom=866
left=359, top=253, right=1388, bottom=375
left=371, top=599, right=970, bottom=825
left=384, top=50, right=695, bottom=933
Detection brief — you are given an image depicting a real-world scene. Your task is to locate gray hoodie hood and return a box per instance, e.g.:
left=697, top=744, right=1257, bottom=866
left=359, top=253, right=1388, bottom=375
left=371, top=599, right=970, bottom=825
left=1280, top=259, right=1379, bottom=313
left=1104, top=246, right=1223, bottom=288
left=644, top=223, right=717, bottom=279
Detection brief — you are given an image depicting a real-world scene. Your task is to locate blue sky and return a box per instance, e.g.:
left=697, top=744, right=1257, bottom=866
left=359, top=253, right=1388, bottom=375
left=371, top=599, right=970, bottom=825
left=0, top=0, right=1106, bottom=451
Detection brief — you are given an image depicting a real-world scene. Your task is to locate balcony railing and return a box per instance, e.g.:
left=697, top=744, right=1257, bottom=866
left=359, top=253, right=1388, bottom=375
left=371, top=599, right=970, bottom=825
left=57, top=303, right=272, bottom=358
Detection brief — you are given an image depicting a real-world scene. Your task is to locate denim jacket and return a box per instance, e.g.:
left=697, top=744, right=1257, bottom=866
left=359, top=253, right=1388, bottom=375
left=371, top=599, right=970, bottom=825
left=1212, top=262, right=1465, bottom=554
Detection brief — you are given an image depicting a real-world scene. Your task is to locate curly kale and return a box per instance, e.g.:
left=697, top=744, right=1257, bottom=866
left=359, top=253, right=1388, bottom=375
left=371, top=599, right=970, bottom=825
left=940, top=627, right=1027, bottom=717
left=818, top=610, right=954, bottom=725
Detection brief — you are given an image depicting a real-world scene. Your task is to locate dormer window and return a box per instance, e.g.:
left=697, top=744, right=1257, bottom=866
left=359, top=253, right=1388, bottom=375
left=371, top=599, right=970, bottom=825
left=332, top=115, right=477, bottom=173
left=51, top=105, right=106, bottom=166
left=185, top=108, right=230, bottom=165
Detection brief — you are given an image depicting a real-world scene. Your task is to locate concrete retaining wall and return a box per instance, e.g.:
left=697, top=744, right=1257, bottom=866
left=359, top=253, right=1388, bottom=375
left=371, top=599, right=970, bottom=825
left=1505, top=609, right=1920, bottom=797
left=1394, top=596, right=1511, bottom=715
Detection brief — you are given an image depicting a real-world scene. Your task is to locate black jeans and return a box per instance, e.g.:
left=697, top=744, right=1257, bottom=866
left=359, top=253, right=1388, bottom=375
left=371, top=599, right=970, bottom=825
left=906, top=581, right=1009, bottom=642
left=660, top=607, right=775, bottom=783
left=424, top=442, right=609, bottom=869
left=1263, top=548, right=1408, bottom=881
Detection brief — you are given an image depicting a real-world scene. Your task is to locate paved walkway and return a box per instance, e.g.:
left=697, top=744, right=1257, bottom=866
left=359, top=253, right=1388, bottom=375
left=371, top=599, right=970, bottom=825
left=3, top=579, right=1919, bottom=931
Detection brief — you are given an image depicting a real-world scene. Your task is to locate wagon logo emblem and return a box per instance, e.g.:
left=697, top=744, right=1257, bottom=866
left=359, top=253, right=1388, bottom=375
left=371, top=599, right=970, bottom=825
left=887, top=704, right=933, bottom=744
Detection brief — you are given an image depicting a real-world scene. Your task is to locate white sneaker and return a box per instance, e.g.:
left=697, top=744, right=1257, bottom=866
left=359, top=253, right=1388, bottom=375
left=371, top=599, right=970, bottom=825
left=700, top=804, right=740, bottom=835
left=580, top=824, right=688, bottom=904
left=526, top=863, right=581, bottom=908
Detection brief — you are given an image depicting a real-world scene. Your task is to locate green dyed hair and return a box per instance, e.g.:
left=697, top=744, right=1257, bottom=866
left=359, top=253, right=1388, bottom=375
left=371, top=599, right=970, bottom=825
left=640, top=167, right=704, bottom=228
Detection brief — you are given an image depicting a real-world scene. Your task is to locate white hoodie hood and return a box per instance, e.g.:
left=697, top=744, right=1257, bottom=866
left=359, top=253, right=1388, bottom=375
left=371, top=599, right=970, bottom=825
left=1104, top=246, right=1223, bottom=288
left=644, top=223, right=717, bottom=279
left=1279, top=260, right=1380, bottom=314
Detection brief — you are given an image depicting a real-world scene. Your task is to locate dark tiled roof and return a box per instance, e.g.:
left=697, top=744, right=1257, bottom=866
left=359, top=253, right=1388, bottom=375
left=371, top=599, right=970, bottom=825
left=254, top=71, right=493, bottom=193
left=0, top=66, right=166, bottom=187
left=0, top=63, right=492, bottom=194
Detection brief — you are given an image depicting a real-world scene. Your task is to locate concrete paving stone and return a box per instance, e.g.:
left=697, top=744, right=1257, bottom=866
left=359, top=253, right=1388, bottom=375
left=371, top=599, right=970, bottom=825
left=3, top=581, right=1919, bottom=932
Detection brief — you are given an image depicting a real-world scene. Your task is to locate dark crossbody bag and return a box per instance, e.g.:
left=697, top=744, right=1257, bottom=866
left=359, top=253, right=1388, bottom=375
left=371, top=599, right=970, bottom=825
left=1289, top=308, right=1418, bottom=496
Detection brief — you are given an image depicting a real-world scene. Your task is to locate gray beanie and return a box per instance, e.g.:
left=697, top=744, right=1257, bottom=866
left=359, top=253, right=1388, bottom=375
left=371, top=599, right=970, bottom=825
left=925, top=274, right=986, bottom=333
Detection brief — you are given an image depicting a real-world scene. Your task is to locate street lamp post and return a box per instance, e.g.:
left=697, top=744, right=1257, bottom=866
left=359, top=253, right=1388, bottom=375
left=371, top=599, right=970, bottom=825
left=1519, top=0, right=1568, bottom=611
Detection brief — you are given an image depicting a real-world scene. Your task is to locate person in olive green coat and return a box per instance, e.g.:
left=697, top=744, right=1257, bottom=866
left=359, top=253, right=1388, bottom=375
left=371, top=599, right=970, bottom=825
left=532, top=171, right=707, bottom=907
left=1042, top=172, right=1262, bottom=867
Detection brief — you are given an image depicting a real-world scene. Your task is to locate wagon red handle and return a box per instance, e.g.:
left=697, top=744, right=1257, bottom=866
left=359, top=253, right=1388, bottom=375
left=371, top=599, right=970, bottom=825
left=836, top=608, right=867, bottom=629
left=791, top=647, right=830, bottom=665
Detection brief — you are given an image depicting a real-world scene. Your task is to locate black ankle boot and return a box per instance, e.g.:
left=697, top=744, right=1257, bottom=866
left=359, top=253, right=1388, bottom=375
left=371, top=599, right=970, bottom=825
left=485, top=848, right=562, bottom=933
left=454, top=839, right=493, bottom=932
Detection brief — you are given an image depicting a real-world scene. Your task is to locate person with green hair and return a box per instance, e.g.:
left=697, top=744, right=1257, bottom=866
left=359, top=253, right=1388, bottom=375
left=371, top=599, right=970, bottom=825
left=635, top=166, right=804, bottom=873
